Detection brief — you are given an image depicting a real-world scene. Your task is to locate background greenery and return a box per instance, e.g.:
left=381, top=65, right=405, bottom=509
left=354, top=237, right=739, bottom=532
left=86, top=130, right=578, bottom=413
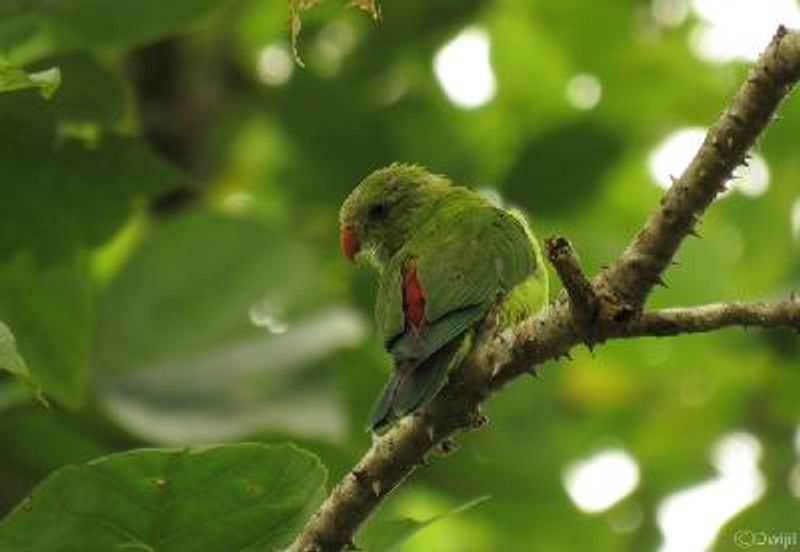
left=1, top=0, right=799, bottom=550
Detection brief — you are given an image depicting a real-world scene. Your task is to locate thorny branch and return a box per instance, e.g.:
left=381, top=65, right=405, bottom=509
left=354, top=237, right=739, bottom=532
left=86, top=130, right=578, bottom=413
left=290, top=26, right=800, bottom=551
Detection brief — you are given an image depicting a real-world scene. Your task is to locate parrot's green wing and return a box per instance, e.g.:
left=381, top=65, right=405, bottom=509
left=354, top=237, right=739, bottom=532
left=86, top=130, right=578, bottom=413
left=375, top=202, right=536, bottom=355
left=368, top=203, right=539, bottom=431
left=417, top=205, right=536, bottom=325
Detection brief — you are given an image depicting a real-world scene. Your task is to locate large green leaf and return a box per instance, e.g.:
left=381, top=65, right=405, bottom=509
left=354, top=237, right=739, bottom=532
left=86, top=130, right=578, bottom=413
left=44, top=0, right=233, bottom=50
left=0, top=443, right=326, bottom=551
left=46, top=55, right=126, bottom=125
left=0, top=91, right=180, bottom=263
left=1, top=0, right=234, bottom=53
left=0, top=254, right=91, bottom=407
left=0, top=406, right=119, bottom=514
left=94, top=211, right=366, bottom=444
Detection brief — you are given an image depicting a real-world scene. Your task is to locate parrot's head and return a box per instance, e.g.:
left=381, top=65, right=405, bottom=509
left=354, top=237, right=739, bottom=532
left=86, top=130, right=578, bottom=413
left=339, top=163, right=449, bottom=267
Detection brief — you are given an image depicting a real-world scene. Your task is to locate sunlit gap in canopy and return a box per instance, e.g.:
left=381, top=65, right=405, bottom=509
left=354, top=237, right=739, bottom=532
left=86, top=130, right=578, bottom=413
left=563, top=448, right=641, bottom=513
left=249, top=297, right=289, bottom=335
left=566, top=73, right=602, bottom=110
left=790, top=463, right=800, bottom=499
left=689, top=0, right=800, bottom=63
left=312, top=20, right=358, bottom=76
left=256, top=43, right=293, bottom=86
left=433, top=26, right=497, bottom=110
left=790, top=198, right=800, bottom=240
left=648, top=127, right=770, bottom=197
left=657, top=432, right=766, bottom=552
left=651, top=0, right=691, bottom=28
left=791, top=426, right=800, bottom=499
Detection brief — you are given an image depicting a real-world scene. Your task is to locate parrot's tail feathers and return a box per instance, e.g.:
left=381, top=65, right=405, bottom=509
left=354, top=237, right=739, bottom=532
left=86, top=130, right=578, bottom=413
left=367, top=371, right=404, bottom=432
left=393, top=343, right=455, bottom=416
left=368, top=333, right=473, bottom=433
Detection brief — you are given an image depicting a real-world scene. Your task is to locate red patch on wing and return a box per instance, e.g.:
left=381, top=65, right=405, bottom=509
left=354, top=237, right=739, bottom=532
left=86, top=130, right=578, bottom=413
left=402, top=258, right=426, bottom=328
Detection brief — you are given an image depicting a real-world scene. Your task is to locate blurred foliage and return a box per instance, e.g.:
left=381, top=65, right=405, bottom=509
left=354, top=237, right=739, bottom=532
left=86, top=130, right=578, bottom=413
left=0, top=0, right=798, bottom=550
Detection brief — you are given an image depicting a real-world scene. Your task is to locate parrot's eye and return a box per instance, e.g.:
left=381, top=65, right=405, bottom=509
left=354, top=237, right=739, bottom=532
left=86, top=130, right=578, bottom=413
left=368, top=202, right=389, bottom=220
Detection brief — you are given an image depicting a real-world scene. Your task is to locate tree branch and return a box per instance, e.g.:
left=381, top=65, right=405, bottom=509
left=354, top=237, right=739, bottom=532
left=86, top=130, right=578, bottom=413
left=290, top=27, right=800, bottom=552
left=614, top=298, right=800, bottom=338
left=597, top=25, right=800, bottom=309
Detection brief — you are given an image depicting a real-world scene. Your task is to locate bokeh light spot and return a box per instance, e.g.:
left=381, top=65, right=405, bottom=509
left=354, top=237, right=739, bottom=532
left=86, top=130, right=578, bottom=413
left=789, top=463, right=800, bottom=499
left=249, top=299, right=289, bottom=335
left=657, top=432, right=765, bottom=552
left=790, top=199, right=800, bottom=240
left=433, top=26, right=497, bottom=109
left=566, top=74, right=602, bottom=110
left=652, top=0, right=690, bottom=28
left=313, top=20, right=358, bottom=76
left=257, top=43, right=293, bottom=86
left=648, top=127, right=769, bottom=197
left=689, top=0, right=800, bottom=63
left=648, top=127, right=706, bottom=190
left=564, top=448, right=640, bottom=513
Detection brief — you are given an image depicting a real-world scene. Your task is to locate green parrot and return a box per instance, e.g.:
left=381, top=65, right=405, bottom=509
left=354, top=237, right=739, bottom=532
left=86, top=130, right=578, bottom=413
left=340, top=164, right=548, bottom=432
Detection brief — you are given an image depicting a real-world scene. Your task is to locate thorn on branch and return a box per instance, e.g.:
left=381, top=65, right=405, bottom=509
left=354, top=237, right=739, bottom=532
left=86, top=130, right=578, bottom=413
left=435, top=439, right=456, bottom=456
left=351, top=469, right=367, bottom=484
left=469, top=411, right=489, bottom=430
left=426, top=425, right=436, bottom=442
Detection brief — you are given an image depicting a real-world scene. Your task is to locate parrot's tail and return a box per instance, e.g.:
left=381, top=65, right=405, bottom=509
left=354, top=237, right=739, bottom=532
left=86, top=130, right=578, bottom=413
left=367, top=334, right=470, bottom=433
left=366, top=370, right=404, bottom=432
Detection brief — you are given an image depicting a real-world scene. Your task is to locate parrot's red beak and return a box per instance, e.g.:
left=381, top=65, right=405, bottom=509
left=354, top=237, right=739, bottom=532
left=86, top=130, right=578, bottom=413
left=340, top=224, right=360, bottom=261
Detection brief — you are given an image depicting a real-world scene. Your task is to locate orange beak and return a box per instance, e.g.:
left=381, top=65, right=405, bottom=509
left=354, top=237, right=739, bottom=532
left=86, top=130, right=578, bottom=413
left=340, top=224, right=360, bottom=261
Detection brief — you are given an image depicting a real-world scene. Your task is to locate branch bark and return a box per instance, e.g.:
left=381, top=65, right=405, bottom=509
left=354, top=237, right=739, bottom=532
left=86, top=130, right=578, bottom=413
left=614, top=299, right=800, bottom=338
left=290, top=27, right=800, bottom=552
left=597, top=25, right=800, bottom=308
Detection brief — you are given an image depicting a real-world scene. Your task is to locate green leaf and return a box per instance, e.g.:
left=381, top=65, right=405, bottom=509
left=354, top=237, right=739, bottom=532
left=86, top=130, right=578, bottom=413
left=0, top=320, right=29, bottom=381
left=44, top=0, right=234, bottom=50
left=94, top=211, right=366, bottom=444
left=0, top=92, right=181, bottom=264
left=0, top=443, right=327, bottom=551
left=0, top=254, right=92, bottom=407
left=358, top=496, right=489, bottom=551
left=0, top=62, right=60, bottom=98
left=48, top=55, right=126, bottom=125
left=0, top=406, right=118, bottom=511
left=503, top=120, right=624, bottom=219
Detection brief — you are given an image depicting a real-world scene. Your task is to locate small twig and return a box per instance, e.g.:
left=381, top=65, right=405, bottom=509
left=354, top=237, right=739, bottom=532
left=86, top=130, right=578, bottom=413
left=544, top=236, right=598, bottom=326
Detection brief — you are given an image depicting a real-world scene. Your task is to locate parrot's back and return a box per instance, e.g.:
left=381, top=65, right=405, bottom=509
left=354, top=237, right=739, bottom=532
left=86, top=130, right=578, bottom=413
left=368, top=190, right=547, bottom=431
